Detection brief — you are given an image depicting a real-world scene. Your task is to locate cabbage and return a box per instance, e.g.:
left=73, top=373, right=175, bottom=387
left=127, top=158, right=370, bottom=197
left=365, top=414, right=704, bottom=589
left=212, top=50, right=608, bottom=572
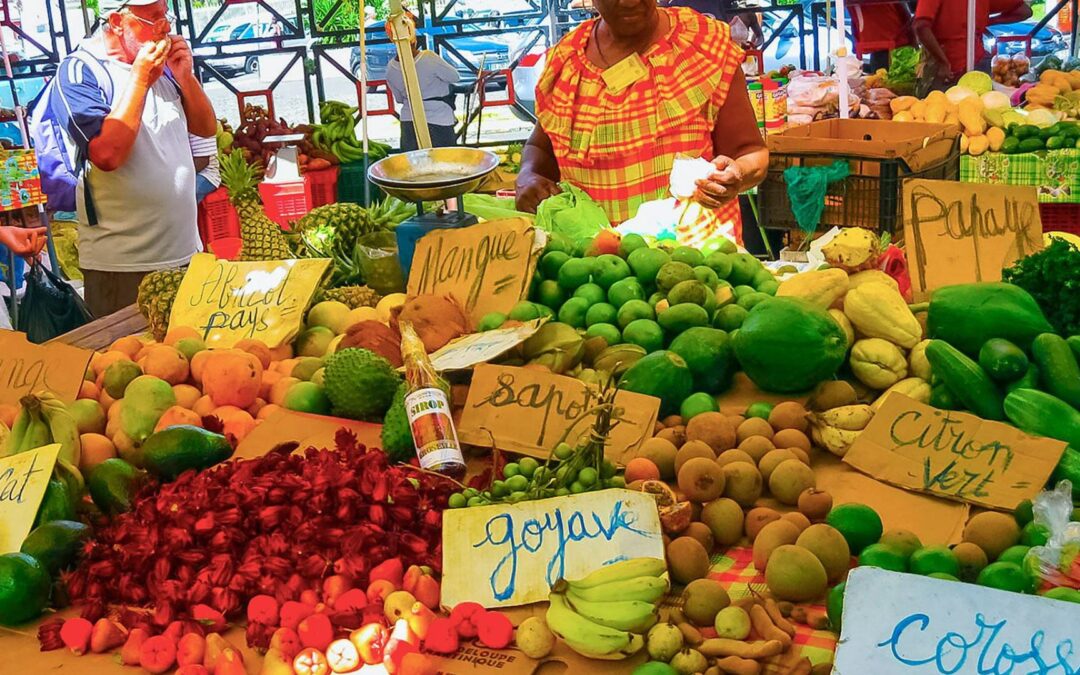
left=1000, top=109, right=1028, bottom=127
left=1027, top=107, right=1060, bottom=128
left=946, top=86, right=978, bottom=106
left=958, top=71, right=994, bottom=96
left=981, top=91, right=1012, bottom=110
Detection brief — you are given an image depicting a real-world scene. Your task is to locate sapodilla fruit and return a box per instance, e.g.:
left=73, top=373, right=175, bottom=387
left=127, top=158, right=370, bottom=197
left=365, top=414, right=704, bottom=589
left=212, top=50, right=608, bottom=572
left=796, top=524, right=851, bottom=583
left=685, top=413, right=736, bottom=453
left=667, top=536, right=711, bottom=584
left=962, top=512, right=1021, bottom=560
left=745, top=507, right=783, bottom=542
left=768, top=459, right=816, bottom=505
left=764, top=545, right=828, bottom=602
left=700, top=498, right=744, bottom=547
left=677, top=457, right=726, bottom=503
left=798, top=488, right=833, bottom=522
left=752, top=519, right=801, bottom=570
left=674, top=441, right=715, bottom=474
left=759, top=449, right=801, bottom=482
left=721, top=462, right=763, bottom=506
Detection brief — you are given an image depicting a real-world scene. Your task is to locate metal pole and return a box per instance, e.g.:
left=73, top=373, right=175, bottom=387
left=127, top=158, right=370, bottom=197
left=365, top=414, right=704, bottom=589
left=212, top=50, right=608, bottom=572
left=967, top=0, right=976, bottom=72
left=389, top=0, right=431, bottom=149
left=358, top=0, right=371, bottom=205
left=836, top=0, right=849, bottom=119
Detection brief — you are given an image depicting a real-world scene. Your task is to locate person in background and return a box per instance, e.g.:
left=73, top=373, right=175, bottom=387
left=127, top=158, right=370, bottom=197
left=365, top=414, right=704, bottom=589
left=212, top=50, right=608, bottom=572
left=850, top=0, right=913, bottom=72
left=190, top=133, right=220, bottom=203
left=54, top=0, right=214, bottom=317
left=384, top=14, right=460, bottom=151
left=914, top=0, right=1031, bottom=86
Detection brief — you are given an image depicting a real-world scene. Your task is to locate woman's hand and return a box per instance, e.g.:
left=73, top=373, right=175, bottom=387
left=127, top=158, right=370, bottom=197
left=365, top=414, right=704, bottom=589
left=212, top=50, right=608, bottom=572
left=694, top=155, right=744, bottom=210
left=0, top=226, right=47, bottom=259
left=515, top=172, right=562, bottom=214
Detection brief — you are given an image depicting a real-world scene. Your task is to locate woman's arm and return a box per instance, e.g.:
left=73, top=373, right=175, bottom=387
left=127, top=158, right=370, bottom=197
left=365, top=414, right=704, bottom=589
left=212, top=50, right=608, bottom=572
left=515, top=125, right=563, bottom=213
left=696, top=68, right=768, bottom=208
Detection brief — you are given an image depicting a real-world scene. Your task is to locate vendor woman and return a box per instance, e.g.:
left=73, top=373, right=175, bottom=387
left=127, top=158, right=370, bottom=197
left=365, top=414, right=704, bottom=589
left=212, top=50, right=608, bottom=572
left=515, top=0, right=768, bottom=231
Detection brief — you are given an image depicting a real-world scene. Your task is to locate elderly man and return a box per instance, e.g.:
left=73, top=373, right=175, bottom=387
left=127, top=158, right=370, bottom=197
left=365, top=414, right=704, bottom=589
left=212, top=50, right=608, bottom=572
left=52, top=0, right=214, bottom=316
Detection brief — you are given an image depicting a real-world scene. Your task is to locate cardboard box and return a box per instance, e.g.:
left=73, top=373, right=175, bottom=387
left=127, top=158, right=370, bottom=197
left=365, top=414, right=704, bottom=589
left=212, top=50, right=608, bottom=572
left=767, top=119, right=958, bottom=173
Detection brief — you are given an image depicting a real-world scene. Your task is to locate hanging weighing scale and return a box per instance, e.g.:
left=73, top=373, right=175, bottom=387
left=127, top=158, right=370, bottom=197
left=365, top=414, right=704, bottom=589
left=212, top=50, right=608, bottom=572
left=365, top=1, right=499, bottom=279
left=261, top=133, right=308, bottom=182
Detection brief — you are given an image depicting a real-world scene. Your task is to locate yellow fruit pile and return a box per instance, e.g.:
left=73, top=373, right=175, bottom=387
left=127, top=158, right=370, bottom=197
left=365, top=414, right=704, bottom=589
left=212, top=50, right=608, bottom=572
left=1026, top=69, right=1080, bottom=109
left=890, top=91, right=1003, bottom=156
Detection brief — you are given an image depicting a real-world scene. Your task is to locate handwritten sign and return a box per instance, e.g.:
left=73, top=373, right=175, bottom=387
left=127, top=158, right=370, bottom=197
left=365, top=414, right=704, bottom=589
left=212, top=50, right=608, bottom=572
left=844, top=393, right=1066, bottom=511
left=458, top=364, right=660, bottom=465
left=902, top=179, right=1043, bottom=298
left=0, top=444, right=61, bottom=553
left=836, top=567, right=1080, bottom=675
left=441, top=489, right=664, bottom=608
left=407, top=218, right=538, bottom=324
left=169, top=254, right=330, bottom=349
left=427, top=319, right=546, bottom=372
left=0, top=331, right=93, bottom=406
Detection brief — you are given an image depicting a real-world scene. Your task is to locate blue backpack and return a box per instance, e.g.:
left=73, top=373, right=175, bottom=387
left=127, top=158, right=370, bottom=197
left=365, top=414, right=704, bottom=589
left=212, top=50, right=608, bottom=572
left=29, top=49, right=114, bottom=222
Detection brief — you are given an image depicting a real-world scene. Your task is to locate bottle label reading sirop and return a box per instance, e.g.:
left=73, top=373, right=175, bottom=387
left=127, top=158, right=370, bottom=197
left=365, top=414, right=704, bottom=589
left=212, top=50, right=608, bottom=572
left=404, top=387, right=463, bottom=470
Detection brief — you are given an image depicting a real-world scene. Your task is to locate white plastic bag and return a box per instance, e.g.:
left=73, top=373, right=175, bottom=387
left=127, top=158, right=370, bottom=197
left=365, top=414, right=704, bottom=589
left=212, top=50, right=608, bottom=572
left=1026, top=480, right=1080, bottom=592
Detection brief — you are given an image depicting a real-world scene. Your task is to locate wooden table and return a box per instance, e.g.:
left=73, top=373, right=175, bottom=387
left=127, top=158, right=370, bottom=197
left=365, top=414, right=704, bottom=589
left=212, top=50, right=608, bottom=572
left=48, top=304, right=147, bottom=351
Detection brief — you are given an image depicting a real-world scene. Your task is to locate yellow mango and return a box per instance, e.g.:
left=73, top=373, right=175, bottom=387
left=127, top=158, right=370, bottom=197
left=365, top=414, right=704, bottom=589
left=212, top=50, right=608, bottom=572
left=892, top=110, right=915, bottom=123
left=960, top=133, right=970, bottom=154
left=843, top=283, right=922, bottom=349
left=871, top=377, right=932, bottom=410
left=926, top=102, right=947, bottom=124
left=890, top=96, right=918, bottom=113
left=958, top=99, right=987, bottom=136
left=968, top=134, right=990, bottom=156
left=910, top=99, right=927, bottom=120
left=925, top=90, right=947, bottom=107
left=987, top=126, right=1006, bottom=152
left=776, top=268, right=850, bottom=309
left=944, top=112, right=960, bottom=128
left=850, top=338, right=909, bottom=390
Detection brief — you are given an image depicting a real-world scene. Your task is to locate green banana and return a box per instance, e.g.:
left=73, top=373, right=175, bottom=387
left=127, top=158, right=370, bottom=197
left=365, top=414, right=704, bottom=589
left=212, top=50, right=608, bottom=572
left=564, top=557, right=667, bottom=590
left=546, top=592, right=640, bottom=659
left=38, top=393, right=81, bottom=466
left=54, top=458, right=85, bottom=499
left=6, top=405, right=30, bottom=456
left=19, top=400, right=53, bottom=454
left=566, top=575, right=669, bottom=604
left=564, top=594, right=659, bottom=633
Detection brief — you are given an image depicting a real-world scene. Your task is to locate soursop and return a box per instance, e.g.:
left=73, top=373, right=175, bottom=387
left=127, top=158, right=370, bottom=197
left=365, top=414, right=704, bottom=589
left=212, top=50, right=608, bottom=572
left=323, top=348, right=401, bottom=420
left=380, top=382, right=414, bottom=463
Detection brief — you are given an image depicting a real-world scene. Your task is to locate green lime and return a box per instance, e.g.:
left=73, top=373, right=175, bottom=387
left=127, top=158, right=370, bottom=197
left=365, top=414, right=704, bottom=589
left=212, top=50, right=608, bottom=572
left=713, top=304, right=749, bottom=331
left=506, top=474, right=529, bottom=492
left=0, top=552, right=50, bottom=626
left=503, top=463, right=521, bottom=478
left=693, top=265, right=720, bottom=289
left=574, top=283, right=607, bottom=306
left=733, top=285, right=756, bottom=298
left=977, top=561, right=1034, bottom=593
left=466, top=496, right=486, bottom=507
left=554, top=442, right=574, bottom=460
left=586, top=323, right=621, bottom=345
left=545, top=233, right=574, bottom=255
left=578, top=467, right=599, bottom=487
left=858, top=543, right=909, bottom=572
left=1021, top=521, right=1050, bottom=547
left=606, top=476, right=626, bottom=488
left=705, top=252, right=734, bottom=279
left=508, top=301, right=542, bottom=321
left=738, top=292, right=772, bottom=311
left=647, top=291, right=666, bottom=308
left=608, top=277, right=647, bottom=307
left=518, top=457, right=540, bottom=478
left=536, top=279, right=566, bottom=310
left=618, top=233, right=648, bottom=258
left=593, top=254, right=632, bottom=289
left=557, top=257, right=594, bottom=290
left=745, top=402, right=773, bottom=419
left=448, top=493, right=467, bottom=508
left=627, top=247, right=670, bottom=285
left=729, top=253, right=763, bottom=286
left=656, top=261, right=696, bottom=292
left=540, top=250, right=571, bottom=279
left=757, top=279, right=780, bottom=296
left=283, top=381, right=332, bottom=415
left=680, top=392, right=719, bottom=421
left=569, top=481, right=587, bottom=494
left=555, top=487, right=571, bottom=497
left=826, top=582, right=845, bottom=632
left=491, top=481, right=509, bottom=498
left=558, top=297, right=591, bottom=328
left=671, top=246, right=705, bottom=267
left=997, top=545, right=1031, bottom=566
left=478, top=312, right=507, bottom=331
left=536, top=304, right=556, bottom=320
left=622, top=320, right=665, bottom=353
left=617, top=300, right=655, bottom=329
left=1014, top=499, right=1034, bottom=526
left=586, top=303, right=618, bottom=326
left=909, top=546, right=960, bottom=577
left=826, top=503, right=884, bottom=555
left=601, top=460, right=617, bottom=478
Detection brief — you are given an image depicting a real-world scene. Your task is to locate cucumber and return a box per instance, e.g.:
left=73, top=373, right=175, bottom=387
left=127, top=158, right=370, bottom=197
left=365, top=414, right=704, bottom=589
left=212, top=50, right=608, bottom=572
left=925, top=340, right=1004, bottom=420
left=1051, top=447, right=1080, bottom=501
left=1003, top=388, right=1080, bottom=447
left=978, top=338, right=1029, bottom=383
left=930, top=382, right=960, bottom=410
left=1006, top=363, right=1041, bottom=394
left=1030, top=333, right=1080, bottom=409
left=1068, top=335, right=1080, bottom=361
left=1018, top=137, right=1046, bottom=153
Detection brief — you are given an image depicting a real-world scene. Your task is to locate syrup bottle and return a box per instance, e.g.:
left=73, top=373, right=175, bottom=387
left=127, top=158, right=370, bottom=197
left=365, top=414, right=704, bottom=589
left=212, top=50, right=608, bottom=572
left=399, top=321, right=466, bottom=479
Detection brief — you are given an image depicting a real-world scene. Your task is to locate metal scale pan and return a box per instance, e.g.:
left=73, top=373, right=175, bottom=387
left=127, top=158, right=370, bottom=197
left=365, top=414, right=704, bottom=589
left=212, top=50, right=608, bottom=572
left=367, top=147, right=501, bottom=202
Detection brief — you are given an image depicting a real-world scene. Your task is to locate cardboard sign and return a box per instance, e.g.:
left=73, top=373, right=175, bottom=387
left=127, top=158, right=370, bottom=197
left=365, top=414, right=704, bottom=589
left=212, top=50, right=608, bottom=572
left=169, top=254, right=331, bottom=349
left=427, top=319, right=546, bottom=372
left=0, top=330, right=93, bottom=406
left=457, top=364, right=660, bottom=464
left=441, top=489, right=664, bottom=608
left=0, top=444, right=61, bottom=553
left=835, top=566, right=1080, bottom=674
left=407, top=218, right=538, bottom=324
left=844, top=393, right=1067, bottom=511
left=234, top=409, right=383, bottom=460
left=902, top=178, right=1043, bottom=297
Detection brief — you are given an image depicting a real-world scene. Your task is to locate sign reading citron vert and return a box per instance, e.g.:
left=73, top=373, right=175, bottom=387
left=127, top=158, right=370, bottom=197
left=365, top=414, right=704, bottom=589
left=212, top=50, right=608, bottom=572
left=170, top=254, right=331, bottom=349
left=0, top=443, right=61, bottom=554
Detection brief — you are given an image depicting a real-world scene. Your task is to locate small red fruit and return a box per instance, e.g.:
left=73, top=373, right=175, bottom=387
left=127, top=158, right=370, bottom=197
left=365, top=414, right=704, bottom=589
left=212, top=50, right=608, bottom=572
left=402, top=565, right=425, bottom=593
left=350, top=623, right=390, bottom=665
left=298, top=612, right=335, bottom=651
left=89, top=618, right=127, bottom=653
left=475, top=611, right=514, bottom=649
left=139, top=635, right=178, bottom=674
left=247, top=594, right=280, bottom=625
left=269, top=626, right=302, bottom=661
left=120, top=627, right=149, bottom=665
left=448, top=602, right=484, bottom=627
left=326, top=638, right=361, bottom=673
left=191, top=604, right=227, bottom=633
left=369, top=557, right=404, bottom=587
left=422, top=618, right=459, bottom=655
left=299, top=589, right=321, bottom=607
left=215, top=648, right=247, bottom=675
left=323, top=575, right=353, bottom=607
left=177, top=632, right=206, bottom=666
left=334, top=588, right=368, bottom=613
left=280, top=600, right=316, bottom=630
left=162, top=621, right=185, bottom=644
left=412, top=574, right=440, bottom=610
left=175, top=666, right=211, bottom=675
left=406, top=602, right=436, bottom=640
left=367, top=578, right=396, bottom=605
left=384, top=619, right=420, bottom=673
left=293, top=647, right=331, bottom=675
left=60, top=617, right=93, bottom=655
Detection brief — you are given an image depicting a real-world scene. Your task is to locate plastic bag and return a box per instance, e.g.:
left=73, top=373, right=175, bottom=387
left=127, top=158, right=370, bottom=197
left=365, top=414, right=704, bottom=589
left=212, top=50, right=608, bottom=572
left=619, top=157, right=737, bottom=247
left=535, top=182, right=609, bottom=244
left=16, top=259, right=93, bottom=343
left=462, top=193, right=531, bottom=222
left=356, top=231, right=405, bottom=296
left=1026, top=480, right=1080, bottom=593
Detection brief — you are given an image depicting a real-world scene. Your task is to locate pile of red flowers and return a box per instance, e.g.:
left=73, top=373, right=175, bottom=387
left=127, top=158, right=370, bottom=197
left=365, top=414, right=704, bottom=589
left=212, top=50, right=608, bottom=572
left=66, top=431, right=456, bottom=629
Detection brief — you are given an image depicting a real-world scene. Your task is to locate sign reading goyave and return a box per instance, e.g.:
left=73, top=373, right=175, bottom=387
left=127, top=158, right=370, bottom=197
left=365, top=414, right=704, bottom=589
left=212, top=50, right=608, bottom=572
left=835, top=567, right=1080, bottom=675
left=441, top=490, right=664, bottom=609
left=169, top=254, right=331, bottom=349
left=0, top=331, right=92, bottom=406
left=843, top=393, right=1067, bottom=511
left=457, top=364, right=660, bottom=465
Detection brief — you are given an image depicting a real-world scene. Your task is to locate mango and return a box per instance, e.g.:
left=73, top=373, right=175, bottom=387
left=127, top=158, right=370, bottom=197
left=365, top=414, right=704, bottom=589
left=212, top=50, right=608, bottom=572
left=120, top=376, right=176, bottom=444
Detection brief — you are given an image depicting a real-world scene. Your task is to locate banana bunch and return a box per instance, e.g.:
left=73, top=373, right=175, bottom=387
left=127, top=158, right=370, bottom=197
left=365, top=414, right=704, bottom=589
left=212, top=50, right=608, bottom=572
left=312, top=100, right=391, bottom=164
left=808, top=404, right=874, bottom=457
left=6, top=392, right=82, bottom=467
left=546, top=558, right=666, bottom=660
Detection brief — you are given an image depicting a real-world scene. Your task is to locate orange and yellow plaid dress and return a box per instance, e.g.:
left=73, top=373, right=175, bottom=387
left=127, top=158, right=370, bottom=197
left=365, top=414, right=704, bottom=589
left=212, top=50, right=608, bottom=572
left=536, top=7, right=746, bottom=226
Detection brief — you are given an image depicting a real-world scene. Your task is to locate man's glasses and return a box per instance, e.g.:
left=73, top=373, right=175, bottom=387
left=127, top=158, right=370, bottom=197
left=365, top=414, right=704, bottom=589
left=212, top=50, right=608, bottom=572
left=121, top=8, right=175, bottom=30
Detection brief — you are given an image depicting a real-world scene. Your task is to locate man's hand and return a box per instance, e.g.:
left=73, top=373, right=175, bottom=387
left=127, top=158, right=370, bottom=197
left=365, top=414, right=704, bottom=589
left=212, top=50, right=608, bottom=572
left=0, top=226, right=47, bottom=258
left=694, top=155, right=743, bottom=210
left=133, top=39, right=169, bottom=88
left=165, top=35, right=195, bottom=81
left=515, top=172, right=562, bottom=214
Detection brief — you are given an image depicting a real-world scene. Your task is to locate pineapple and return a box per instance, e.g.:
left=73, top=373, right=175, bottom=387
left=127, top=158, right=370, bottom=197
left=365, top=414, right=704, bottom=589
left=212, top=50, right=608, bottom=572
left=137, top=268, right=186, bottom=341
left=320, top=285, right=382, bottom=309
left=219, top=150, right=293, bottom=262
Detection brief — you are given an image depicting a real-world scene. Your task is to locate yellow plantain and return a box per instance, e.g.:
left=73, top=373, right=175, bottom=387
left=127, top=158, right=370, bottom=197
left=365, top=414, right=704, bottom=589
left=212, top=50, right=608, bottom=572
left=5, top=406, right=29, bottom=456
left=563, top=557, right=667, bottom=590
left=545, top=592, right=635, bottom=658
left=564, top=593, right=660, bottom=633
left=566, top=575, right=669, bottom=604
left=813, top=404, right=874, bottom=431
left=40, top=397, right=81, bottom=466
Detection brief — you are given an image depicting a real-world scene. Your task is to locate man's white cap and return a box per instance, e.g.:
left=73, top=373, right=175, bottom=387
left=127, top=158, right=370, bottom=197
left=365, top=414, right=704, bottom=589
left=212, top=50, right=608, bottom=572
left=99, top=0, right=161, bottom=13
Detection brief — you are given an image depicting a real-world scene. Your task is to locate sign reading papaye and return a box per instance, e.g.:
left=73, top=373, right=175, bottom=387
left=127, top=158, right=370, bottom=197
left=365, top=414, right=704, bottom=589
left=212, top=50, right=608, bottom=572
left=441, top=490, right=664, bottom=609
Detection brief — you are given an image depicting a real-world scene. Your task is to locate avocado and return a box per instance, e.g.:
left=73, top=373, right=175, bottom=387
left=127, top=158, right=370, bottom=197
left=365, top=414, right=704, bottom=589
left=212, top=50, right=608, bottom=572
left=88, top=459, right=144, bottom=515
left=20, top=520, right=90, bottom=575
left=141, top=425, right=233, bottom=481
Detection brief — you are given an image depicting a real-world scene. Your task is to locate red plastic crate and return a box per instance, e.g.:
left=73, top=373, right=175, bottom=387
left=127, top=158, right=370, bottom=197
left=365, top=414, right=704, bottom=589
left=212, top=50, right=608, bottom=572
left=197, top=187, right=240, bottom=249
left=258, top=168, right=339, bottom=230
left=307, top=167, right=339, bottom=209
left=208, top=237, right=242, bottom=261
left=1040, top=203, right=1080, bottom=237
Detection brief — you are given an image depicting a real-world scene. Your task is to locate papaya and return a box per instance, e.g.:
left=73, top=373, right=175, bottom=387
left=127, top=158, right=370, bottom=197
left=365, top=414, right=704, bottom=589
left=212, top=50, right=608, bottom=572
left=141, top=426, right=233, bottom=481
left=668, top=327, right=734, bottom=394
left=617, top=351, right=694, bottom=417
left=733, top=297, right=847, bottom=393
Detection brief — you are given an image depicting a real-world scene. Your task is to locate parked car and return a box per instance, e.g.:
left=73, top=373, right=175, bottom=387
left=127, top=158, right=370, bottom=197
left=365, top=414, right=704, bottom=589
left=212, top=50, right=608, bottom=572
left=985, top=20, right=1068, bottom=59
left=196, top=18, right=308, bottom=77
